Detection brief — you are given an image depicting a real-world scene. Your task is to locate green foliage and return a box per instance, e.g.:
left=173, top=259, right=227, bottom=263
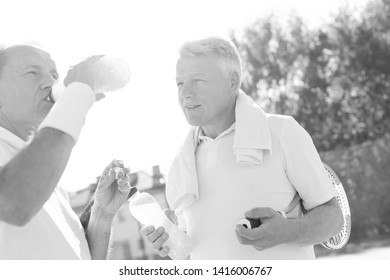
left=232, top=0, right=390, bottom=248
left=320, top=134, right=390, bottom=244
left=233, top=0, right=390, bottom=152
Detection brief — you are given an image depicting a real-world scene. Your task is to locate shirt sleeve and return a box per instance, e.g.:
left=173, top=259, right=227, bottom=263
left=56, top=185, right=70, bottom=202
left=176, top=211, right=188, bottom=232
left=280, top=117, right=336, bottom=210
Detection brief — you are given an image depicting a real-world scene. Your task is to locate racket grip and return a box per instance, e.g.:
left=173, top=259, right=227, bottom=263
left=278, top=211, right=287, bottom=218
left=237, top=218, right=262, bottom=229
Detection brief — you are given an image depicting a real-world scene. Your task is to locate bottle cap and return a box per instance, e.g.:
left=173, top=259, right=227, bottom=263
left=127, top=187, right=138, bottom=199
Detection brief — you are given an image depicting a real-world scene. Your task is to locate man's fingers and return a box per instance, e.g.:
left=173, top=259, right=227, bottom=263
left=235, top=227, right=259, bottom=245
left=99, top=167, right=115, bottom=186
left=116, top=167, right=131, bottom=195
left=145, top=227, right=166, bottom=243
left=96, top=93, right=106, bottom=101
left=236, top=224, right=266, bottom=241
left=115, top=166, right=130, bottom=180
left=140, top=226, right=170, bottom=253
left=112, top=159, right=124, bottom=168
left=122, top=167, right=131, bottom=175
left=101, top=159, right=124, bottom=180
left=253, top=244, right=267, bottom=251
left=85, top=55, right=105, bottom=64
left=152, top=232, right=169, bottom=251
left=159, top=246, right=170, bottom=257
left=108, top=168, right=116, bottom=180
left=118, top=181, right=130, bottom=195
left=163, top=209, right=177, bottom=224
left=235, top=228, right=268, bottom=251
left=245, top=207, right=279, bottom=220
left=114, top=167, right=124, bottom=179
left=117, top=178, right=128, bottom=186
left=140, top=225, right=155, bottom=237
left=102, top=159, right=124, bottom=174
left=144, top=227, right=169, bottom=251
left=112, top=165, right=130, bottom=178
left=98, top=161, right=131, bottom=195
left=235, top=226, right=267, bottom=251
left=63, top=56, right=98, bottom=88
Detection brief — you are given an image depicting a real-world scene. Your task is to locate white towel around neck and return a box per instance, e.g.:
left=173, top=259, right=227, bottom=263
left=166, top=90, right=273, bottom=213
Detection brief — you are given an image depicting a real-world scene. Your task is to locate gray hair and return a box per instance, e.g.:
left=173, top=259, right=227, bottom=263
left=0, top=44, right=52, bottom=79
left=178, top=37, right=242, bottom=87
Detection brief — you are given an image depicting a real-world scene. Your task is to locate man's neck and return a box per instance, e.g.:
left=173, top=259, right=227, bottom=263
left=201, top=117, right=235, bottom=139
left=203, top=108, right=237, bottom=139
left=0, top=115, right=31, bottom=141
left=201, top=90, right=238, bottom=139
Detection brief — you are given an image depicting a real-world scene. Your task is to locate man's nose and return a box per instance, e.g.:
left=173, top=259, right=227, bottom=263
left=180, top=83, right=194, bottom=98
left=40, top=73, right=57, bottom=90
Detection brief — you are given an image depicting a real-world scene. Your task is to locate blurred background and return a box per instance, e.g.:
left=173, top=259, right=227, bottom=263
left=232, top=0, right=390, bottom=259
left=1, top=0, right=389, bottom=259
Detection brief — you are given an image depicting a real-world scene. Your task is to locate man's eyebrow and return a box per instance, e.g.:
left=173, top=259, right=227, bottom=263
left=176, top=72, right=203, bottom=79
left=25, top=65, right=41, bottom=70
left=25, top=64, right=59, bottom=77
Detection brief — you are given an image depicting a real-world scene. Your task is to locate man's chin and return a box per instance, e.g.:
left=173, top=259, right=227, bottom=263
left=186, top=117, right=202, bottom=127
left=37, top=110, right=51, bottom=125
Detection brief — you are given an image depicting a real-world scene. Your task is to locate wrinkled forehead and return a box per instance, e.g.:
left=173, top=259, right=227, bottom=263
left=3, top=45, right=57, bottom=71
left=176, top=54, right=223, bottom=77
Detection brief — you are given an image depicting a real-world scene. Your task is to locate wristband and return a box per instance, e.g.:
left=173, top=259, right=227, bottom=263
left=39, top=82, right=95, bottom=142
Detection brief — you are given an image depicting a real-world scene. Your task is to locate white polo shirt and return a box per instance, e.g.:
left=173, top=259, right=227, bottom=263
left=0, top=127, right=91, bottom=260
left=179, top=115, right=335, bottom=259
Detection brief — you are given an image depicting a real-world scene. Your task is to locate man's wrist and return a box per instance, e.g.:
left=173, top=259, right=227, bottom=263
left=86, top=206, right=115, bottom=237
left=90, top=205, right=116, bottom=222
left=39, top=82, right=95, bottom=143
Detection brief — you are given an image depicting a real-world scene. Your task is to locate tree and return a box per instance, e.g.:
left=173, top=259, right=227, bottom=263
left=232, top=0, right=390, bottom=152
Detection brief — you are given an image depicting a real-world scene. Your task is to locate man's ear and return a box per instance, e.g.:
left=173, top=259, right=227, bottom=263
left=229, top=71, right=240, bottom=91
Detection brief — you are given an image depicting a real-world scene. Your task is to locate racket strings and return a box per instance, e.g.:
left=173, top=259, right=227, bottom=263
left=321, top=163, right=352, bottom=250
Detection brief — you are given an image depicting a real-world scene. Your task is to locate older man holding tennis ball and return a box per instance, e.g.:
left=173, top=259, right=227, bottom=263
left=141, top=36, right=344, bottom=259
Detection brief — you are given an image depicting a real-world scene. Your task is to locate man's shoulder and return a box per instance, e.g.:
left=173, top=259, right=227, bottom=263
left=265, top=113, right=295, bottom=132
left=265, top=113, right=293, bottom=121
left=265, top=113, right=312, bottom=146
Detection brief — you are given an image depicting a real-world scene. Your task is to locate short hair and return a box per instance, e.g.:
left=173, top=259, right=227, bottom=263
left=178, top=37, right=242, bottom=87
left=0, top=44, right=53, bottom=79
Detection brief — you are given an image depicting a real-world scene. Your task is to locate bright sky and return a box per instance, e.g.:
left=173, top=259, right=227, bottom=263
left=1, top=0, right=368, bottom=192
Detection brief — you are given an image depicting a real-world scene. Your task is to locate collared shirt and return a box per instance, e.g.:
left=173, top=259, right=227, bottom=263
left=0, top=127, right=91, bottom=260
left=179, top=115, right=335, bottom=259
left=197, top=123, right=236, bottom=144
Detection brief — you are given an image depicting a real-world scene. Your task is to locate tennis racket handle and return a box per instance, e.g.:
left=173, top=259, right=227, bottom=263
left=237, top=218, right=262, bottom=229
left=237, top=211, right=287, bottom=229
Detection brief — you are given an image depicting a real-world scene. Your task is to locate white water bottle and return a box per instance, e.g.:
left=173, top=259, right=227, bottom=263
left=92, top=56, right=131, bottom=93
left=50, top=56, right=131, bottom=102
left=128, top=189, right=192, bottom=260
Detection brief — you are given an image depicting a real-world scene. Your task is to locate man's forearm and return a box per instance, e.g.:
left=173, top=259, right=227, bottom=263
left=86, top=206, right=115, bottom=260
left=286, top=197, right=344, bottom=246
left=0, top=128, right=74, bottom=226
left=80, top=197, right=95, bottom=231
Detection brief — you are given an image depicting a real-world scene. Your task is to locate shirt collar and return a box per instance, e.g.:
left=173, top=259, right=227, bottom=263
left=0, top=126, right=27, bottom=152
left=197, top=122, right=236, bottom=144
